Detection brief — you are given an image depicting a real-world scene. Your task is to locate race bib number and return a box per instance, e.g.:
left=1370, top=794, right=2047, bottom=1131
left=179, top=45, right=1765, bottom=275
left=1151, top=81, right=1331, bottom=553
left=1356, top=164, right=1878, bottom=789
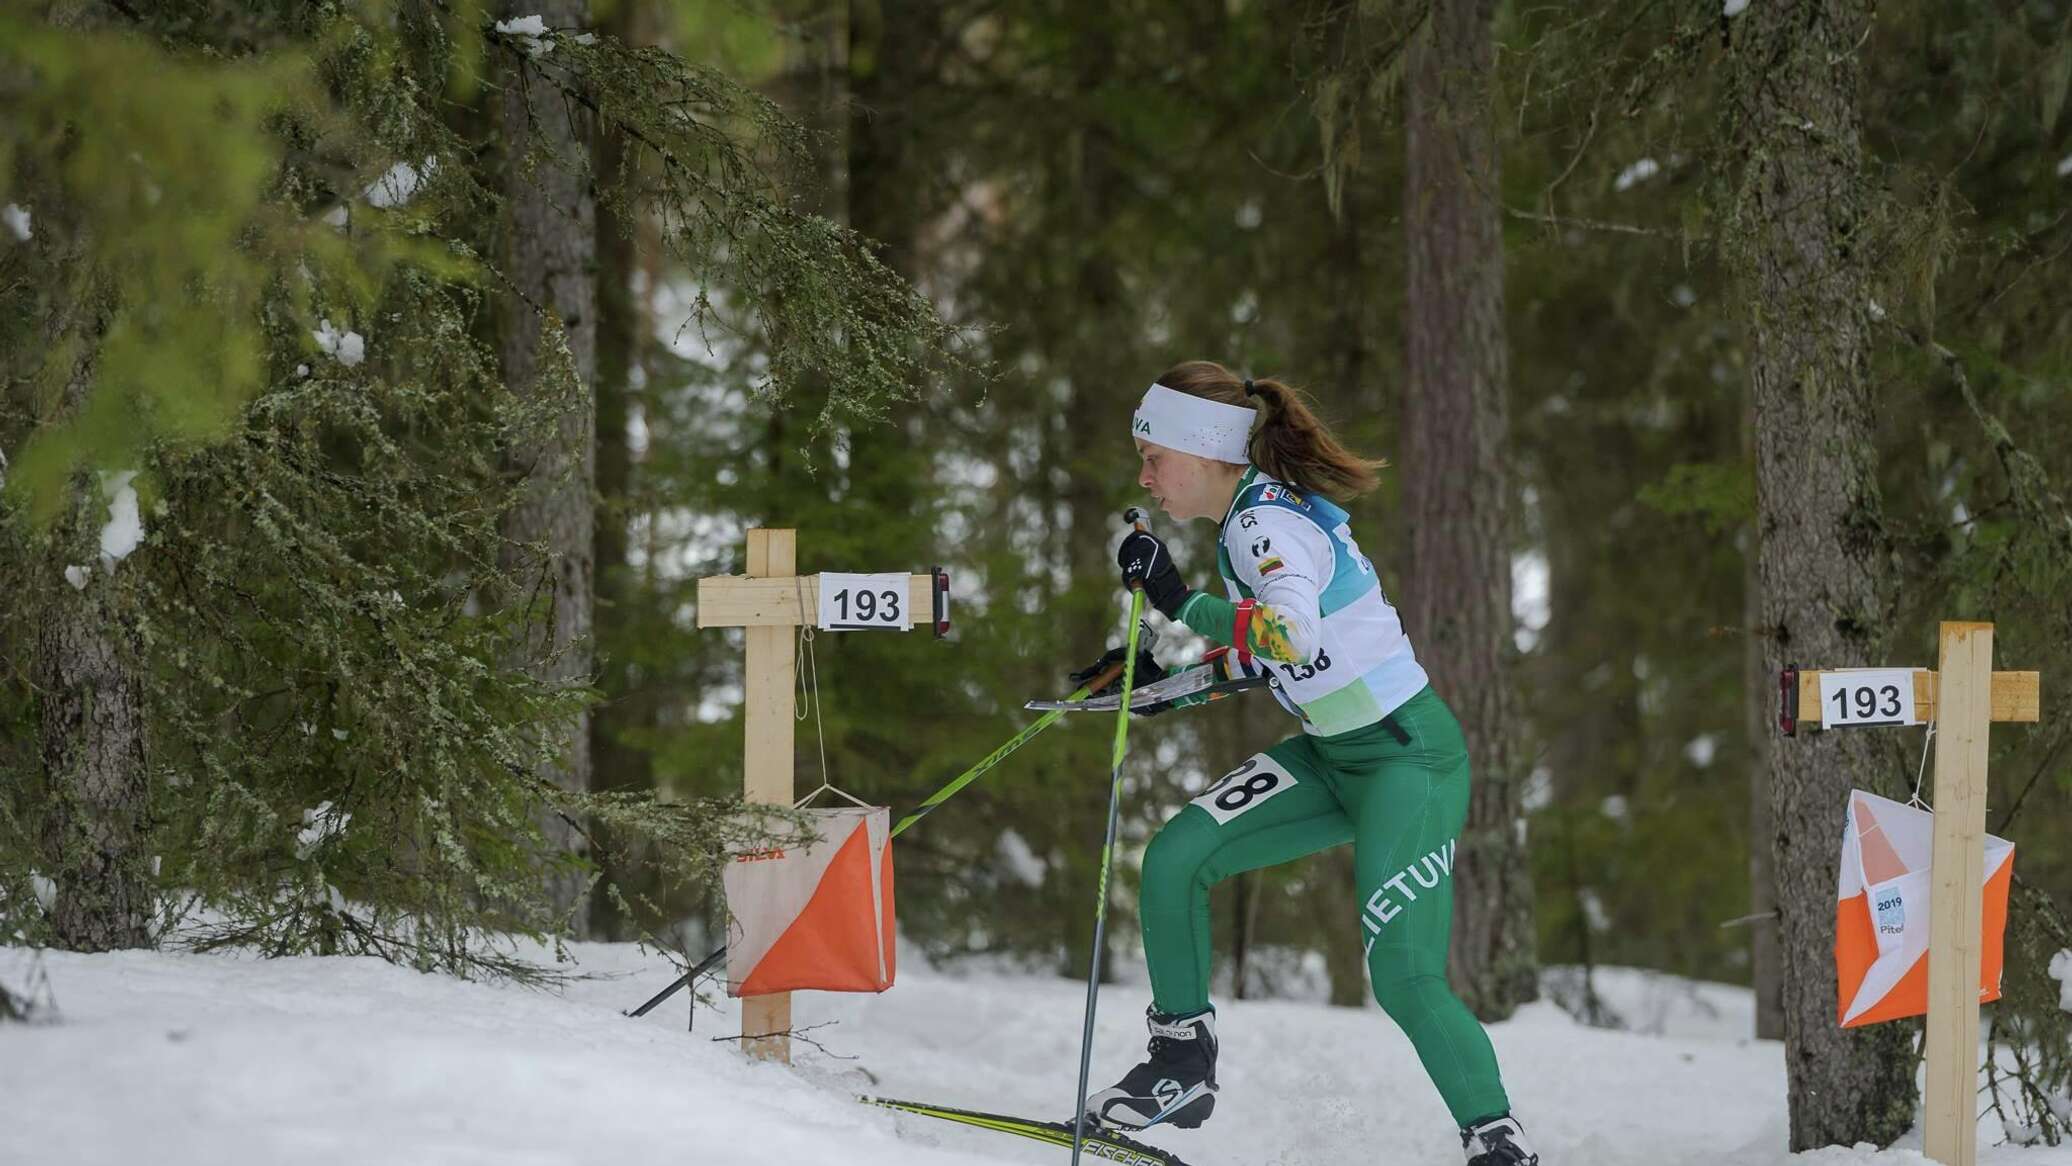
left=1191, top=754, right=1297, bottom=825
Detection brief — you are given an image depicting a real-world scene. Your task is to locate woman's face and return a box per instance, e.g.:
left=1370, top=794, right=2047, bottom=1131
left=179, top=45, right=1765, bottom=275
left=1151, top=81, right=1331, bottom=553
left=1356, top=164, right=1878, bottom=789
left=1135, top=439, right=1242, bottom=521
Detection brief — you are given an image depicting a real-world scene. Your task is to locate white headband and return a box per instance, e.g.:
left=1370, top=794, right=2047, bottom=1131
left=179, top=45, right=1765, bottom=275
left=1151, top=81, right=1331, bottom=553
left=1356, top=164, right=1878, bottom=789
left=1131, top=383, right=1256, bottom=463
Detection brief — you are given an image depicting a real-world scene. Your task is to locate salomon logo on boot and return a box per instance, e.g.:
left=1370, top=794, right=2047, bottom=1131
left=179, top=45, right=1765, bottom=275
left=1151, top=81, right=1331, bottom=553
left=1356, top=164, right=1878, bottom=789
left=1083, top=1007, right=1218, bottom=1131
left=1460, top=1113, right=1539, bottom=1165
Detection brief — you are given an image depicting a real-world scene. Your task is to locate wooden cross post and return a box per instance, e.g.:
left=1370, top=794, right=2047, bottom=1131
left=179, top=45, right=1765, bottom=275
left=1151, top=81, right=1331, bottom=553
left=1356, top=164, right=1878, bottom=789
left=696, top=530, right=947, bottom=1064
left=1787, top=621, right=2041, bottom=1166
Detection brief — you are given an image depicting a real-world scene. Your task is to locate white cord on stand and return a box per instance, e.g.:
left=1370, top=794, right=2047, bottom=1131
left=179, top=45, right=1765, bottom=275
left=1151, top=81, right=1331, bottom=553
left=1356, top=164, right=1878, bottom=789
left=792, top=580, right=852, bottom=810
left=1908, top=720, right=1937, bottom=811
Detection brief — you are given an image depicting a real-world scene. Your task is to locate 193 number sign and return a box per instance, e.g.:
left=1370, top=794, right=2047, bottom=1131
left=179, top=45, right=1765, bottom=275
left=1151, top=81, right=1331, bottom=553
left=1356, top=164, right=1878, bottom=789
left=817, top=573, right=911, bottom=631
left=1817, top=668, right=1920, bottom=728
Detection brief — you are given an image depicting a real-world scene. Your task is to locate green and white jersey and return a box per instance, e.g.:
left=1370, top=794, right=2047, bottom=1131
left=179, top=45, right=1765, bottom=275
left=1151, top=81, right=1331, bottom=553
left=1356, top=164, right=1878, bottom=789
left=1176, top=467, right=1428, bottom=737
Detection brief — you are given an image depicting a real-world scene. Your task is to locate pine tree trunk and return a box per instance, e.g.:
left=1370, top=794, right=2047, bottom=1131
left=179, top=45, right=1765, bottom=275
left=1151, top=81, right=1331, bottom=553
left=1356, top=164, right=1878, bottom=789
left=34, top=270, right=154, bottom=952
left=38, top=513, right=156, bottom=952
left=1403, top=0, right=1537, bottom=1020
left=1052, top=2, right=1130, bottom=982
left=585, top=0, right=651, bottom=942
left=1228, top=871, right=1253, bottom=999
left=38, top=563, right=153, bottom=951
left=1202, top=680, right=1292, bottom=1000
left=849, top=0, right=934, bottom=278
left=498, top=0, right=597, bottom=936
left=1723, top=0, right=1915, bottom=1147
left=1319, top=150, right=1373, bottom=1011
left=1746, top=407, right=1784, bottom=1039
left=846, top=0, right=939, bottom=593
left=1543, top=500, right=1633, bottom=986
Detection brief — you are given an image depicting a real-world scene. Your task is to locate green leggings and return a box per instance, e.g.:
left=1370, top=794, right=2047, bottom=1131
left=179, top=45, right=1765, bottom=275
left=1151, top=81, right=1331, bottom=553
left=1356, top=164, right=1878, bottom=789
left=1138, top=686, right=1511, bottom=1126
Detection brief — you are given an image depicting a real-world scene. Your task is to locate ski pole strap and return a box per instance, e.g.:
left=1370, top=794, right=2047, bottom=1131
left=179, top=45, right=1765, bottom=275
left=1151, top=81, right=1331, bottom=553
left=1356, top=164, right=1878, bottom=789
left=1229, top=599, right=1258, bottom=665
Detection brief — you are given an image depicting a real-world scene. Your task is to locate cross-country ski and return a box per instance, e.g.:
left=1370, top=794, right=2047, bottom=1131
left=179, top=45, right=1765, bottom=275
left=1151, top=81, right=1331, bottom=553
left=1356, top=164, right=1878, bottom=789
left=862, top=1096, right=1199, bottom=1166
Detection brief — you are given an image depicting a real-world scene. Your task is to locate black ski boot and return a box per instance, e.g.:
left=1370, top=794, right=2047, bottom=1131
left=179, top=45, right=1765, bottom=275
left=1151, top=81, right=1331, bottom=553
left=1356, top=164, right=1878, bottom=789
left=1460, top=1113, right=1540, bottom=1165
left=1082, top=1006, right=1218, bottom=1131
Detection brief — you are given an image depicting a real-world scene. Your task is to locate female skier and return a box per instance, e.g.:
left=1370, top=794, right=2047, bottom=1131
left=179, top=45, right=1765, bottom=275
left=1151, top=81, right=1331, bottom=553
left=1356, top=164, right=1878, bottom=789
left=1073, top=361, right=1538, bottom=1166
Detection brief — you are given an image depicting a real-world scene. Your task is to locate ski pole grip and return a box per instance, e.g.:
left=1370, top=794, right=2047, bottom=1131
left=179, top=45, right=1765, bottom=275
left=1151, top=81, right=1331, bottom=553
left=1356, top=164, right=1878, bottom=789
left=1120, top=507, right=1151, bottom=593
left=1086, top=658, right=1128, bottom=693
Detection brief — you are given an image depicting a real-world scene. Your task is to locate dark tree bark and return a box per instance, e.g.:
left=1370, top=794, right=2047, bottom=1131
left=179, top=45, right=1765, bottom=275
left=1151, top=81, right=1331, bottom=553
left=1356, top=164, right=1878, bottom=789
left=849, top=0, right=938, bottom=278
left=1044, top=0, right=1133, bottom=982
left=1228, top=871, right=1255, bottom=999
left=1723, top=0, right=1914, bottom=1148
left=38, top=512, right=155, bottom=952
left=498, top=0, right=598, bottom=935
left=1745, top=409, right=1785, bottom=1041
left=845, top=0, right=940, bottom=574
left=33, top=266, right=153, bottom=952
left=586, top=0, right=652, bottom=942
left=1402, top=0, right=1537, bottom=1020
left=1317, top=102, right=1374, bottom=1011
left=1542, top=486, right=1637, bottom=1021
left=37, top=566, right=153, bottom=952
left=1202, top=680, right=1289, bottom=1000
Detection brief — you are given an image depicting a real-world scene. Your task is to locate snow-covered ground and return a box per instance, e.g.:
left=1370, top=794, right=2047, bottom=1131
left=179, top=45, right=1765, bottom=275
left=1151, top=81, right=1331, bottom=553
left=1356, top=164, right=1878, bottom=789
left=3, top=942, right=2066, bottom=1166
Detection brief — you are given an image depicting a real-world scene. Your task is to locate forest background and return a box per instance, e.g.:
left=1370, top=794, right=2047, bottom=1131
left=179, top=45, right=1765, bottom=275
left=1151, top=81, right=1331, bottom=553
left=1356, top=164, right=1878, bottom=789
left=3, top=0, right=2071, bottom=1152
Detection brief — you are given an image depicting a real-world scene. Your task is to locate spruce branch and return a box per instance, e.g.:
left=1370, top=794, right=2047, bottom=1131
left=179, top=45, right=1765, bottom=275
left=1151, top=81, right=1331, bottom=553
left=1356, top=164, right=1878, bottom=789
left=1500, top=202, right=1679, bottom=239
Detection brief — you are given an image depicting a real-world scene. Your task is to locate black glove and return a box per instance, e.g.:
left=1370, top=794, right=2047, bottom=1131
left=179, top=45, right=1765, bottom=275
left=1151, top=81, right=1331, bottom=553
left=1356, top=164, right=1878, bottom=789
left=1117, top=529, right=1191, bottom=619
left=1069, top=635, right=1170, bottom=712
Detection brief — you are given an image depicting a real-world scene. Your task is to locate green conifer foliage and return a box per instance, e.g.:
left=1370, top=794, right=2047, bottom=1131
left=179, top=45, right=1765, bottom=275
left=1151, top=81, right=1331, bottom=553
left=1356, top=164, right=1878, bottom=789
left=1, top=2, right=963, bottom=975
left=1497, top=0, right=2072, bottom=1135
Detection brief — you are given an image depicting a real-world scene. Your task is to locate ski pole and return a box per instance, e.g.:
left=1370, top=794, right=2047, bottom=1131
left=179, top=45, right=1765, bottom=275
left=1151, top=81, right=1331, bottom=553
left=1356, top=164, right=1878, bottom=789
left=1071, top=507, right=1153, bottom=1166
left=890, top=672, right=1114, bottom=837
left=624, top=656, right=1133, bottom=1021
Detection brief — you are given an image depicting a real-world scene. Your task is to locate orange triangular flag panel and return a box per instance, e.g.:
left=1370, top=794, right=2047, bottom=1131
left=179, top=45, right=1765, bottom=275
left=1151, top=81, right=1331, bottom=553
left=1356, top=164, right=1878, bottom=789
left=724, top=805, right=895, bottom=997
left=1835, top=790, right=2012, bottom=1027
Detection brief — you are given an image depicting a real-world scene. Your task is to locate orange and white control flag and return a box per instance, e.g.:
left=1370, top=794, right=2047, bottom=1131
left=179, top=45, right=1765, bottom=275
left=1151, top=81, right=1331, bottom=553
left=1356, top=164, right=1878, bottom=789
left=1835, top=789, right=2012, bottom=1028
left=724, top=806, right=896, bottom=997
